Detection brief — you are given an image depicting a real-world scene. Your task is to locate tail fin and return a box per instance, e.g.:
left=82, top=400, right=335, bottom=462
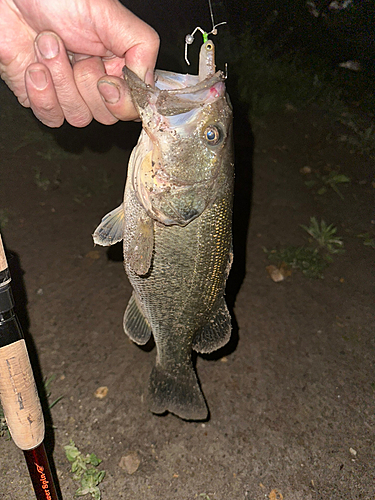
left=147, top=364, right=208, bottom=421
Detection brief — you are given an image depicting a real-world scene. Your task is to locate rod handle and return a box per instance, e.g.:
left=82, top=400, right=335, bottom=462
left=0, top=234, right=6, bottom=272
left=0, top=339, right=45, bottom=450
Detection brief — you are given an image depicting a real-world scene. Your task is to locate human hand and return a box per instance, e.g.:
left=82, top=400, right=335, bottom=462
left=0, top=0, right=159, bottom=127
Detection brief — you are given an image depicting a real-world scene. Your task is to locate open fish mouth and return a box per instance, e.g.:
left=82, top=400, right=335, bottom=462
left=124, top=40, right=231, bottom=227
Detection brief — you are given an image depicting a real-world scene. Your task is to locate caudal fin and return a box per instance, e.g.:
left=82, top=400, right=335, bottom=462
left=147, top=364, right=208, bottom=421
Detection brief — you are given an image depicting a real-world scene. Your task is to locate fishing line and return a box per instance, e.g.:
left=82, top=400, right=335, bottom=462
left=184, top=0, right=227, bottom=65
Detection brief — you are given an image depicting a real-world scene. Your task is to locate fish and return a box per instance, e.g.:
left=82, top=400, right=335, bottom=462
left=93, top=39, right=234, bottom=420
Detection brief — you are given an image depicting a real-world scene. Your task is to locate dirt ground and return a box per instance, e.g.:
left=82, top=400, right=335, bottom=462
left=0, top=72, right=374, bottom=500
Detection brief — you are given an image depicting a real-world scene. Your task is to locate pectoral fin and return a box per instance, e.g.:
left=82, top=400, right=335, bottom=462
left=93, top=204, right=125, bottom=246
left=128, top=214, right=154, bottom=276
left=192, top=299, right=232, bottom=354
left=123, top=292, right=152, bottom=345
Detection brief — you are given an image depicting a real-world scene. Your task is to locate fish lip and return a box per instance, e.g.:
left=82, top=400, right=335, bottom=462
left=124, top=66, right=225, bottom=95
left=155, top=70, right=225, bottom=95
left=123, top=67, right=226, bottom=116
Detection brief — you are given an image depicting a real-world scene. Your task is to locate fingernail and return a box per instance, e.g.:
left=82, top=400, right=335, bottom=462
left=37, top=33, right=60, bottom=59
left=28, top=69, right=48, bottom=90
left=98, top=81, right=120, bottom=104
left=145, top=70, right=155, bottom=88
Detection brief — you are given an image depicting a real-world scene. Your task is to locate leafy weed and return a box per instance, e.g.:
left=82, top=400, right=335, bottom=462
left=265, top=218, right=344, bottom=279
left=265, top=245, right=329, bottom=279
left=300, top=217, right=345, bottom=254
left=305, top=170, right=351, bottom=199
left=64, top=440, right=106, bottom=500
left=357, top=233, right=375, bottom=249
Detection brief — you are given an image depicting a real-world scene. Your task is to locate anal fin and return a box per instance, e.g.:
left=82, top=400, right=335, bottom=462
left=123, top=293, right=152, bottom=345
left=192, top=299, right=232, bottom=354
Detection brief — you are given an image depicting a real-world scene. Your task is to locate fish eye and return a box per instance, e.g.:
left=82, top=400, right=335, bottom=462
left=204, top=125, right=223, bottom=146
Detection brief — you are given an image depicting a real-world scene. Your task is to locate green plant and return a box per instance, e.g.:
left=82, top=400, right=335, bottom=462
left=300, top=217, right=344, bottom=255
left=235, top=34, right=324, bottom=121
left=43, top=374, right=64, bottom=409
left=0, top=407, right=8, bottom=438
left=233, top=28, right=375, bottom=155
left=305, top=170, right=351, bottom=199
left=264, top=218, right=344, bottom=279
left=33, top=167, right=51, bottom=191
left=338, top=122, right=375, bottom=156
left=265, top=245, right=329, bottom=279
left=64, top=441, right=106, bottom=500
left=357, top=233, right=375, bottom=249
left=33, top=167, right=61, bottom=191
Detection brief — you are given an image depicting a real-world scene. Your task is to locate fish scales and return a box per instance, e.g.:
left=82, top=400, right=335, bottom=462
left=94, top=40, right=234, bottom=420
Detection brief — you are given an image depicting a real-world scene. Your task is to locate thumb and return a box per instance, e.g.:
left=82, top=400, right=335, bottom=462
left=94, top=0, right=159, bottom=81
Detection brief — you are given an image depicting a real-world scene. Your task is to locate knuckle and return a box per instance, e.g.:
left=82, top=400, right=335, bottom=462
left=150, top=29, right=160, bottom=50
left=39, top=113, right=65, bottom=128
left=67, top=113, right=93, bottom=128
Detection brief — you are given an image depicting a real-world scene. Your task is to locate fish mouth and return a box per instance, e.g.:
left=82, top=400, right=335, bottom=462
left=124, top=66, right=226, bottom=117
left=125, top=63, right=228, bottom=227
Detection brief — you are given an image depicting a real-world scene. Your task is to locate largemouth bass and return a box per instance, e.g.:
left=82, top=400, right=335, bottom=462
left=94, top=40, right=234, bottom=420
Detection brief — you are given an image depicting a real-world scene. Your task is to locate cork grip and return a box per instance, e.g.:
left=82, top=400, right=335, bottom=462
left=0, top=234, right=6, bottom=272
left=0, top=339, right=45, bottom=450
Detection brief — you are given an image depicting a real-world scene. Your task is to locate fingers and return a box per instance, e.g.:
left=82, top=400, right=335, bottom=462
left=23, top=3, right=160, bottom=129
left=96, top=1, right=160, bottom=81
left=26, top=30, right=141, bottom=126
left=34, top=31, right=93, bottom=127
left=72, top=56, right=118, bottom=125
left=97, top=76, right=139, bottom=122
left=25, top=63, right=64, bottom=127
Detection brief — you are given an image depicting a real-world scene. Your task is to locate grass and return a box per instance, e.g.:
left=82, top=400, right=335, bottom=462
left=64, top=440, right=106, bottom=500
left=265, top=245, right=330, bottom=279
left=357, top=233, right=375, bottom=249
left=300, top=217, right=345, bottom=255
left=264, top=218, right=345, bottom=279
left=234, top=34, right=324, bottom=121
left=233, top=28, right=375, bottom=155
left=33, top=166, right=61, bottom=191
left=304, top=170, right=351, bottom=200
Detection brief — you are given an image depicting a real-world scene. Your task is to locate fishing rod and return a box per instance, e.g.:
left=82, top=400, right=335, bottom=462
left=0, top=233, right=59, bottom=500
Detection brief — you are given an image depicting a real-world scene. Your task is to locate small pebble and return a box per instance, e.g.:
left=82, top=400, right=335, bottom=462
left=94, top=386, right=108, bottom=399
left=119, top=452, right=140, bottom=474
